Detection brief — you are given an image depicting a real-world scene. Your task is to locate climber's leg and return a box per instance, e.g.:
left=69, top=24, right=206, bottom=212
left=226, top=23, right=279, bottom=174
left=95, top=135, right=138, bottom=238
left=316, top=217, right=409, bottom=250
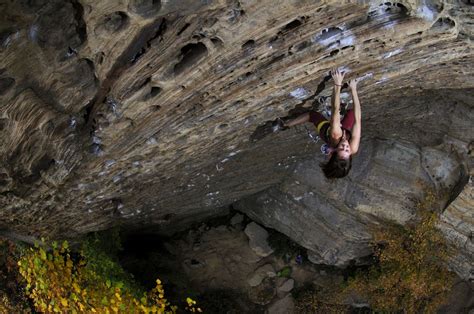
left=284, top=112, right=311, bottom=127
left=341, top=109, right=355, bottom=130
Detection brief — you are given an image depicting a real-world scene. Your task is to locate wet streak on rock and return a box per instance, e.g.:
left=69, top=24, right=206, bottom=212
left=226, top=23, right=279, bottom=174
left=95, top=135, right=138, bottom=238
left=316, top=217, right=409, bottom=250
left=301, top=73, right=333, bottom=106
left=131, top=19, right=167, bottom=64
left=84, top=18, right=167, bottom=128
left=70, top=0, right=87, bottom=45
left=0, top=78, right=15, bottom=95
left=177, top=23, right=191, bottom=36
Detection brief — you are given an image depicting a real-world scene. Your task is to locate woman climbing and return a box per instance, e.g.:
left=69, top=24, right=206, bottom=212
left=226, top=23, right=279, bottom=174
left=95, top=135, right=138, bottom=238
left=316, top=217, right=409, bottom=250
left=283, top=68, right=361, bottom=178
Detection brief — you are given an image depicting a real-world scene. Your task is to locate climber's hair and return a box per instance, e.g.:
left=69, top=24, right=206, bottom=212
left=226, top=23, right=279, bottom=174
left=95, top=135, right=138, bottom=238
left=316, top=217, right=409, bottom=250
left=320, top=154, right=352, bottom=179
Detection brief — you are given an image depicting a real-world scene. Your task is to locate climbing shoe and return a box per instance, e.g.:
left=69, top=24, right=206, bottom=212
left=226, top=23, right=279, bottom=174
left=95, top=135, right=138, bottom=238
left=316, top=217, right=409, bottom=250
left=272, top=118, right=288, bottom=132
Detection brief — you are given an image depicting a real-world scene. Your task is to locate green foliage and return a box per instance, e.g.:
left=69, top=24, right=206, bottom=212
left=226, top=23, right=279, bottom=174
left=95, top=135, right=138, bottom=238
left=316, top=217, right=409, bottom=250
left=17, top=232, right=202, bottom=313
left=277, top=266, right=292, bottom=278
left=81, top=229, right=143, bottom=297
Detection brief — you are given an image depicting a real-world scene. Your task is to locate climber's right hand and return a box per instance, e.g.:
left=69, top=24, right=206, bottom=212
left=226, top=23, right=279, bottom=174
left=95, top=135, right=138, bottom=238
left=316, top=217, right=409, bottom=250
left=348, top=79, right=358, bottom=90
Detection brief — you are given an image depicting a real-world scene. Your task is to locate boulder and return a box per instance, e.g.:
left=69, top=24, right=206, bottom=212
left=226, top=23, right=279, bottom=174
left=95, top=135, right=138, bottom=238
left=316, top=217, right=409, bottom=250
left=277, top=279, right=294, bottom=298
left=230, top=213, right=244, bottom=226
left=247, top=264, right=276, bottom=287
left=267, top=294, right=295, bottom=314
left=249, top=277, right=276, bottom=306
left=244, top=222, right=274, bottom=257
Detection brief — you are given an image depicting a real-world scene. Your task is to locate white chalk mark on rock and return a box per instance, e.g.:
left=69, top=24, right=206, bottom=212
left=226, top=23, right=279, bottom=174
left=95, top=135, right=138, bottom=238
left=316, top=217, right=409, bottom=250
left=290, top=87, right=310, bottom=100
left=383, top=48, right=403, bottom=59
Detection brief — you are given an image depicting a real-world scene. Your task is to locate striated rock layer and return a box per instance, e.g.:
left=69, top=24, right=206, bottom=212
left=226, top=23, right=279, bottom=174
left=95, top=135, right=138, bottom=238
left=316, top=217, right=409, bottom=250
left=439, top=177, right=473, bottom=280
left=236, top=138, right=472, bottom=277
left=0, top=1, right=472, bottom=277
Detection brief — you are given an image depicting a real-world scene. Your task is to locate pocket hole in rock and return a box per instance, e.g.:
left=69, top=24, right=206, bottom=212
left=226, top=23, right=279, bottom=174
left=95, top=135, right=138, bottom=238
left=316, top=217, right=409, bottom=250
left=242, top=39, right=255, bottom=50
left=174, top=42, right=208, bottom=76
left=128, top=0, right=162, bottom=17
left=282, top=19, right=302, bottom=32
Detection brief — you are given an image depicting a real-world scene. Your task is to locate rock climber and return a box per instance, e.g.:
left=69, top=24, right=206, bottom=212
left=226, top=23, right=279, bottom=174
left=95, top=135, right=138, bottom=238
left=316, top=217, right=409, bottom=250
left=282, top=68, right=361, bottom=178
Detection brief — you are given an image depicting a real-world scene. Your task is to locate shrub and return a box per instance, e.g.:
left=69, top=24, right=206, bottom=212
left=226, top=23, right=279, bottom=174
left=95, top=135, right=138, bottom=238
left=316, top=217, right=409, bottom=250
left=0, top=291, right=31, bottom=313
left=81, top=229, right=144, bottom=297
left=294, top=193, right=455, bottom=313
left=17, top=239, right=201, bottom=313
left=343, top=209, right=454, bottom=313
left=293, top=283, right=349, bottom=314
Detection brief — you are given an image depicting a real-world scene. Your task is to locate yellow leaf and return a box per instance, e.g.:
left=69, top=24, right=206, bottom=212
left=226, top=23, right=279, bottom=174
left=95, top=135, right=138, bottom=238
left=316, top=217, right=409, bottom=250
left=40, top=249, right=47, bottom=260
left=66, top=259, right=73, bottom=268
left=72, top=282, right=81, bottom=293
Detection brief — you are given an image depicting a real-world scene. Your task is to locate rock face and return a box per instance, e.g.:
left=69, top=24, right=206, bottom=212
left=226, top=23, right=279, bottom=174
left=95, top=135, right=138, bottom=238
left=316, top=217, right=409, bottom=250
left=0, top=0, right=472, bottom=277
left=236, top=138, right=467, bottom=267
left=438, top=177, right=474, bottom=280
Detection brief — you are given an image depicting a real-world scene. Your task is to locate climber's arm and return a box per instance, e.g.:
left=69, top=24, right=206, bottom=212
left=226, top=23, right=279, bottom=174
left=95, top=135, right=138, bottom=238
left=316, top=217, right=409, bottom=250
left=349, top=79, right=361, bottom=154
left=330, top=69, right=344, bottom=141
